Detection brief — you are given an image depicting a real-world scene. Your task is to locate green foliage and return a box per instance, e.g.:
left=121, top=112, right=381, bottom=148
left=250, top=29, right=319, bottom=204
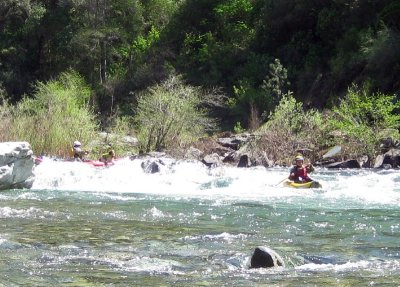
left=141, top=0, right=181, bottom=29
left=258, top=93, right=326, bottom=164
left=68, top=0, right=145, bottom=84
left=261, top=58, right=290, bottom=105
left=329, top=84, right=400, bottom=157
left=133, top=26, right=160, bottom=54
left=214, top=0, right=255, bottom=46
left=9, top=71, right=98, bottom=156
left=228, top=58, right=289, bottom=129
left=134, top=75, right=215, bottom=152
left=233, top=121, right=245, bottom=134
left=1, top=0, right=400, bottom=147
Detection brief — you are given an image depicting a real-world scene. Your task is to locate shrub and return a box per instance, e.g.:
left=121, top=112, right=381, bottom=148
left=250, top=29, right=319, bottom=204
left=134, top=74, right=217, bottom=152
left=328, top=84, right=400, bottom=158
left=9, top=71, right=98, bottom=156
left=257, top=93, right=326, bottom=165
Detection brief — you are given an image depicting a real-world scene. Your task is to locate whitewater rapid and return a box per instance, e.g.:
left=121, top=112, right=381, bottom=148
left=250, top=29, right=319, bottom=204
left=32, top=157, right=400, bottom=208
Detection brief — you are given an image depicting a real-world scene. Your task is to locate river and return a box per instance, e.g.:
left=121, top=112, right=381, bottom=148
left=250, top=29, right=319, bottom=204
left=0, top=157, right=399, bottom=286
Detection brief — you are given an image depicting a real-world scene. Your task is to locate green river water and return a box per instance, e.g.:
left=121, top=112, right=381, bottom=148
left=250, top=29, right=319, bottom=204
left=0, top=159, right=399, bottom=286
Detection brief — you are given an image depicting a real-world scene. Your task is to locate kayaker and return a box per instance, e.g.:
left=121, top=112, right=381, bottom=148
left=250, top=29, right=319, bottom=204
left=289, top=155, right=314, bottom=183
left=70, top=140, right=89, bottom=161
left=100, top=144, right=115, bottom=164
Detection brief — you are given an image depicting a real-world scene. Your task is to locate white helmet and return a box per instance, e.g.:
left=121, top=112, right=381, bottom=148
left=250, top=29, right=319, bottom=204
left=73, top=140, right=81, bottom=147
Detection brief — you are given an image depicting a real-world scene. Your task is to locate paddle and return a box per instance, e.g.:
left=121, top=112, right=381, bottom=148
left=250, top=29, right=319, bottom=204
left=321, top=145, right=341, bottom=159
left=275, top=177, right=288, bottom=186
left=274, top=145, right=342, bottom=186
left=313, top=145, right=342, bottom=166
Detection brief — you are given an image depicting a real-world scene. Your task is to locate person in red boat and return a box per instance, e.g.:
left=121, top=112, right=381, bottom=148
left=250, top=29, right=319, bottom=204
left=70, top=140, right=89, bottom=161
left=100, top=144, right=115, bottom=165
left=288, top=155, right=314, bottom=183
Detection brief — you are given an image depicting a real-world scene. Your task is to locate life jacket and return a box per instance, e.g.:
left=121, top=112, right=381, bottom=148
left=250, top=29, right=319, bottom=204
left=296, top=167, right=307, bottom=179
left=69, top=148, right=75, bottom=158
left=290, top=166, right=311, bottom=182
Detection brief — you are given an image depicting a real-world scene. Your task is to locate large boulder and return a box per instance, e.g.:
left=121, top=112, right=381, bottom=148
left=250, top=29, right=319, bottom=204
left=383, top=148, right=400, bottom=168
left=250, top=246, right=285, bottom=268
left=0, top=142, right=35, bottom=190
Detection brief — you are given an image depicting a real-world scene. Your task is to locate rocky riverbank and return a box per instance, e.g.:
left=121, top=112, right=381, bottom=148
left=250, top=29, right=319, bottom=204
left=139, top=133, right=400, bottom=171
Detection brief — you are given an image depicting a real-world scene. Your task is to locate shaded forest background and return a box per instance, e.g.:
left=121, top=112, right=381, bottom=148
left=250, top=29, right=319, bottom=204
left=1, top=0, right=399, bottom=132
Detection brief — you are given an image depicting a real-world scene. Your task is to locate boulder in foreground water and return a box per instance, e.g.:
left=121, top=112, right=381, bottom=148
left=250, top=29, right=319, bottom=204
left=0, top=142, right=35, bottom=190
left=250, top=246, right=285, bottom=268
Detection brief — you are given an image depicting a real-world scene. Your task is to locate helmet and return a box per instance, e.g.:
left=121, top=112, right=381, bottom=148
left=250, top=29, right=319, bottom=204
left=73, top=140, right=81, bottom=147
left=295, top=155, right=304, bottom=161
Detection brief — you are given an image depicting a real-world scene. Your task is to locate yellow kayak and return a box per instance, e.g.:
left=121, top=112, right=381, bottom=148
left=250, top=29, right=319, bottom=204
left=283, top=180, right=322, bottom=189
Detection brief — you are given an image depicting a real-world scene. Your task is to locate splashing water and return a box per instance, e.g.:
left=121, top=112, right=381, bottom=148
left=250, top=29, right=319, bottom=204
left=0, top=157, right=399, bottom=286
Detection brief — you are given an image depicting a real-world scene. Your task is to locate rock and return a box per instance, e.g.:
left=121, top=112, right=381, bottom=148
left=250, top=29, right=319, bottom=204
left=237, top=154, right=251, bottom=168
left=217, top=137, right=242, bottom=150
left=98, top=132, right=138, bottom=146
left=374, top=148, right=400, bottom=169
left=141, top=159, right=164, bottom=173
left=250, top=246, right=285, bottom=268
left=379, top=137, right=394, bottom=153
left=221, top=151, right=237, bottom=164
left=217, top=134, right=252, bottom=150
left=383, top=148, right=400, bottom=168
left=325, top=159, right=361, bottom=169
left=184, top=147, right=203, bottom=161
left=383, top=164, right=392, bottom=169
left=373, top=154, right=384, bottom=168
left=358, top=155, right=369, bottom=168
left=0, top=142, right=35, bottom=190
left=122, top=136, right=139, bottom=146
left=202, top=153, right=221, bottom=168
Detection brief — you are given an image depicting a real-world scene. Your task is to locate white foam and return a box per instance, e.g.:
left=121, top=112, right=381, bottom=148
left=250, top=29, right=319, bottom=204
left=31, top=158, right=400, bottom=207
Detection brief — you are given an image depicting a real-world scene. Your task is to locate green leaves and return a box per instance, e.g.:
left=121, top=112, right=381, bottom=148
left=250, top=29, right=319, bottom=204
left=9, top=71, right=98, bottom=156
left=134, top=75, right=214, bottom=152
left=329, top=84, right=400, bottom=157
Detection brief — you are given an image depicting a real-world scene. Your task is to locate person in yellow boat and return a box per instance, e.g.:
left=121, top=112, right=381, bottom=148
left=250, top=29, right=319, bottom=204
left=70, top=140, right=89, bottom=161
left=288, top=155, right=314, bottom=183
left=100, top=144, right=115, bottom=165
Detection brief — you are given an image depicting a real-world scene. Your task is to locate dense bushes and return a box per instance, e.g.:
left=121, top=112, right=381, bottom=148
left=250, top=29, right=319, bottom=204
left=256, top=84, right=400, bottom=164
left=134, top=75, right=217, bottom=152
left=257, top=93, right=326, bottom=164
left=1, top=71, right=98, bottom=156
left=328, top=84, right=400, bottom=158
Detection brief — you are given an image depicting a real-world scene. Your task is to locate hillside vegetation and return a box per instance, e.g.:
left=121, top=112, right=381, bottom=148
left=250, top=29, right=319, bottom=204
left=1, top=0, right=399, bottom=162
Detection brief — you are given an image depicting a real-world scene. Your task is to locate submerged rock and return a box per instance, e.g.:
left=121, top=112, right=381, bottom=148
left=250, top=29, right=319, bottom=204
left=0, top=142, right=35, bottom=190
left=250, top=246, right=285, bottom=268
left=141, top=159, right=164, bottom=173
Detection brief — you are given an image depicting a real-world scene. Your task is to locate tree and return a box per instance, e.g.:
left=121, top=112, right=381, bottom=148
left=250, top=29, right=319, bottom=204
left=134, top=74, right=217, bottom=152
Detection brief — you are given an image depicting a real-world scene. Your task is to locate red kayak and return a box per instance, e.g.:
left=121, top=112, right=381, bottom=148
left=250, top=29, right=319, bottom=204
left=84, top=160, right=115, bottom=167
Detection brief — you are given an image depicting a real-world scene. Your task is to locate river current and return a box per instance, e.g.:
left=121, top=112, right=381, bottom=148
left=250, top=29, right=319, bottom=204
left=1, top=157, right=399, bottom=286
